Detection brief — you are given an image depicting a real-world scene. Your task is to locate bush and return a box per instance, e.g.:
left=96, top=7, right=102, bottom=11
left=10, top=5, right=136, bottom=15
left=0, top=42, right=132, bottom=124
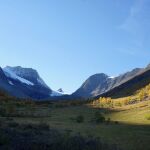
left=22, top=123, right=49, bottom=131
left=114, top=121, right=119, bottom=124
left=94, top=112, right=105, bottom=123
left=115, top=102, right=122, bottom=107
left=6, top=105, right=16, bottom=114
left=0, top=107, right=7, bottom=116
left=38, top=123, right=50, bottom=130
left=0, top=105, right=17, bottom=117
left=0, top=134, right=10, bottom=146
left=145, top=114, right=150, bottom=120
left=76, top=115, right=84, bottom=123
left=106, top=118, right=111, bottom=124
left=8, top=122, right=19, bottom=128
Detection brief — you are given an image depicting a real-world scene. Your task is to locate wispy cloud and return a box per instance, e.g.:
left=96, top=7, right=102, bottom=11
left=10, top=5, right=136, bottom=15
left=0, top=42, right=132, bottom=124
left=118, top=0, right=150, bottom=56
left=120, top=0, right=147, bottom=34
left=119, top=0, right=150, bottom=36
left=117, top=48, right=140, bottom=56
left=120, top=0, right=145, bottom=31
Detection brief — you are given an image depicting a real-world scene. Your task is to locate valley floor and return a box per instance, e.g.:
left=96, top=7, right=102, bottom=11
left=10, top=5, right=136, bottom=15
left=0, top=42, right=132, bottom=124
left=0, top=99, right=150, bottom=150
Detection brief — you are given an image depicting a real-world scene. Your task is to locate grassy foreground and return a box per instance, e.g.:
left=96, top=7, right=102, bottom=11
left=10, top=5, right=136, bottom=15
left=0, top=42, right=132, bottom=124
left=0, top=98, right=150, bottom=150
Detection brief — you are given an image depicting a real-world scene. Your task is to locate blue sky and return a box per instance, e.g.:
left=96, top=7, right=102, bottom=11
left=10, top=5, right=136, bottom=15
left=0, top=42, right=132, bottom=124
left=0, top=0, right=150, bottom=93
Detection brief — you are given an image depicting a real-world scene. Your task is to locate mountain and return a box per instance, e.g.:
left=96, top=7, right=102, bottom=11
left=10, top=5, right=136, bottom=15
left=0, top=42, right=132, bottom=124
left=50, top=88, right=68, bottom=97
left=72, top=68, right=144, bottom=98
left=1, top=64, right=150, bottom=100
left=98, top=68, right=150, bottom=99
left=72, top=73, right=111, bottom=97
left=4, top=66, right=49, bottom=88
left=51, top=90, right=64, bottom=97
left=58, top=88, right=64, bottom=93
left=0, top=67, right=26, bottom=98
left=0, top=66, right=53, bottom=99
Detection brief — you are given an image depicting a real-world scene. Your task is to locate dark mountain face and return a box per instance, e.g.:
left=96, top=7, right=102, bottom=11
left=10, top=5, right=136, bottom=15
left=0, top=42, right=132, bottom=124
left=99, top=69, right=150, bottom=99
left=0, top=67, right=8, bottom=81
left=108, top=68, right=144, bottom=90
left=0, top=66, right=52, bottom=100
left=72, top=73, right=111, bottom=97
left=0, top=67, right=27, bottom=98
left=145, top=64, right=150, bottom=70
left=72, top=68, right=144, bottom=98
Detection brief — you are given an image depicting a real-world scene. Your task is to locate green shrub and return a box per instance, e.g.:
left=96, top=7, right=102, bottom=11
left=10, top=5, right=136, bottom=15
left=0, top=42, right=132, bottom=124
left=38, top=123, right=50, bottom=130
left=23, top=123, right=49, bottom=131
left=0, top=134, right=10, bottom=146
left=106, top=118, right=111, bottom=124
left=76, top=115, right=84, bottom=123
left=94, top=111, right=105, bottom=123
left=114, top=121, right=119, bottom=124
left=6, top=104, right=17, bottom=115
left=145, top=114, right=150, bottom=120
left=0, top=107, right=7, bottom=116
left=8, top=122, right=19, bottom=128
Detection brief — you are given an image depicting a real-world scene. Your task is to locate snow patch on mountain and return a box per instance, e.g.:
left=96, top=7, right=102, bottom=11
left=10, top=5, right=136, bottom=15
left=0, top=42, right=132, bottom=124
left=108, top=76, right=116, bottom=79
left=3, top=68, right=34, bottom=86
left=4, top=66, right=50, bottom=89
left=50, top=90, right=64, bottom=97
left=50, top=88, right=68, bottom=97
left=8, top=81, right=14, bottom=85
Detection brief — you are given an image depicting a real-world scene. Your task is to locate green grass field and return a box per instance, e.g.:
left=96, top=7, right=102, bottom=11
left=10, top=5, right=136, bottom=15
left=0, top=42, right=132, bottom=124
left=1, top=99, right=148, bottom=150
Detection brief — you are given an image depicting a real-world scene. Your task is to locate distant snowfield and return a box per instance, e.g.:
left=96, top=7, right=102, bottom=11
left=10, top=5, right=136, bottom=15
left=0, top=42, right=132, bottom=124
left=50, top=88, right=69, bottom=97
left=50, top=90, right=64, bottom=97
left=3, top=68, right=34, bottom=86
left=108, top=76, right=116, bottom=79
left=8, top=81, right=14, bottom=85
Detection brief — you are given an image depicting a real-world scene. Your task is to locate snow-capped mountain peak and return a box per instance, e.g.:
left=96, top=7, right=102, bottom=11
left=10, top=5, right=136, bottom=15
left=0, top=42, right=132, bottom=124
left=3, top=66, right=49, bottom=88
left=1, top=66, right=53, bottom=99
left=3, top=67, right=34, bottom=86
left=1, top=66, right=66, bottom=99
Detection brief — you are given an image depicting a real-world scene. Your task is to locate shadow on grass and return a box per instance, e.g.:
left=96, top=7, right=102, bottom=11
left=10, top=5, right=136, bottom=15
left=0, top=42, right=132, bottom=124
left=0, top=122, right=121, bottom=150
